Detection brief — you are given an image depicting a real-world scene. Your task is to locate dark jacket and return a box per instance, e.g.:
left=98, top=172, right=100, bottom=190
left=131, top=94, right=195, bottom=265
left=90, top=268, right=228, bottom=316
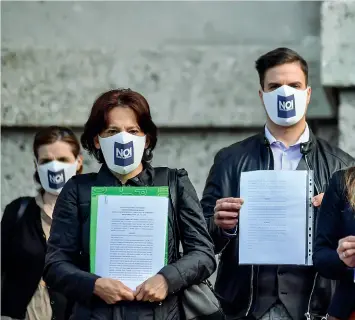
left=43, top=164, right=216, bottom=320
left=201, top=129, right=355, bottom=320
left=1, top=197, right=71, bottom=320
left=313, top=169, right=355, bottom=319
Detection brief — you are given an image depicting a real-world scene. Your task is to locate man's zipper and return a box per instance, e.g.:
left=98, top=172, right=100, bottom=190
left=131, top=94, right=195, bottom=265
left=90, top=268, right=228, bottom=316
left=304, top=153, right=322, bottom=319
left=246, top=142, right=272, bottom=316
left=305, top=273, right=318, bottom=320
left=245, top=265, right=254, bottom=316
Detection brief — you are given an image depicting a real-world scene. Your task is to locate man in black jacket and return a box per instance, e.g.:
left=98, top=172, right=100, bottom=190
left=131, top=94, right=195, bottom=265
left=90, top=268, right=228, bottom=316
left=201, top=47, right=355, bottom=320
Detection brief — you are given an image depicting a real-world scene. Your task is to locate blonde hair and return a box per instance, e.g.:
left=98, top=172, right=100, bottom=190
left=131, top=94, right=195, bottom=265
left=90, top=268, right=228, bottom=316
left=345, top=166, right=355, bottom=209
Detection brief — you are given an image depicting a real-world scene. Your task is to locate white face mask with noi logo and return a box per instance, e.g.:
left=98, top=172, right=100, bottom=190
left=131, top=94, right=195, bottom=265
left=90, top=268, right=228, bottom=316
left=37, top=160, right=78, bottom=195
left=98, top=132, right=146, bottom=175
left=262, top=85, right=309, bottom=127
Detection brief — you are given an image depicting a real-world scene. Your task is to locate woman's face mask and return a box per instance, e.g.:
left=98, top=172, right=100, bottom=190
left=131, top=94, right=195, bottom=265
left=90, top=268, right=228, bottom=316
left=98, top=131, right=146, bottom=175
left=36, top=160, right=78, bottom=195
left=262, top=85, right=310, bottom=127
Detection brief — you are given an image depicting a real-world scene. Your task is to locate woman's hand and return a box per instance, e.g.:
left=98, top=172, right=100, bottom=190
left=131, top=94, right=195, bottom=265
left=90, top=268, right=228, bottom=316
left=312, top=193, right=324, bottom=207
left=134, top=274, right=168, bottom=302
left=93, top=278, right=135, bottom=304
left=337, top=236, right=355, bottom=268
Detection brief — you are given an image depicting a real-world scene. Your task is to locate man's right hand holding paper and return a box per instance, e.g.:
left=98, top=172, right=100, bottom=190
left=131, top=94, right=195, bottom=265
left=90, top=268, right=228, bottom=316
left=214, top=198, right=244, bottom=230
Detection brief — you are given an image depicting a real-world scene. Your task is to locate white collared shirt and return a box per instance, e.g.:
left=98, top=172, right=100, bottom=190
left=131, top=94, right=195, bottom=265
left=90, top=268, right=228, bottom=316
left=264, top=124, right=310, bottom=170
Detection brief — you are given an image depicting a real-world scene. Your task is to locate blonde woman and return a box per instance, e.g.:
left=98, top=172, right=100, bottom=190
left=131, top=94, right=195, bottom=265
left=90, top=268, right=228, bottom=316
left=314, top=167, right=355, bottom=320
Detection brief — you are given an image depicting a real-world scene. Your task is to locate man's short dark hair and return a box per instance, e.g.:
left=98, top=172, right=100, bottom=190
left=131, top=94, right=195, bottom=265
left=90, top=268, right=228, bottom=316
left=255, top=47, right=308, bottom=89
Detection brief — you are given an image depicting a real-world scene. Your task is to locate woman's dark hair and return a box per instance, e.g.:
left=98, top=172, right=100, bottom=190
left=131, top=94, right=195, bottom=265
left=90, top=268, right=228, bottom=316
left=81, top=88, right=158, bottom=163
left=33, top=126, right=82, bottom=184
left=255, top=47, right=309, bottom=89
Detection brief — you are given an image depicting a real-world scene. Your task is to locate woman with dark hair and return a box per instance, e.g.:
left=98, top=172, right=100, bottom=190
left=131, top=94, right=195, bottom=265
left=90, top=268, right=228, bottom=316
left=1, top=126, right=83, bottom=320
left=313, top=167, right=355, bottom=320
left=43, top=89, right=216, bottom=320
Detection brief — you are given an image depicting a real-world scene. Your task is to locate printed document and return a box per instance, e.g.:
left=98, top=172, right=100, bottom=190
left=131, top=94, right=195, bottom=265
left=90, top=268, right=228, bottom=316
left=239, top=170, right=312, bottom=265
left=90, top=187, right=169, bottom=290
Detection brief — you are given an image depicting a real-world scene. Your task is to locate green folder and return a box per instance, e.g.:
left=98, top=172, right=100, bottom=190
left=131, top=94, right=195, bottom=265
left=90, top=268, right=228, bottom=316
left=90, top=186, right=169, bottom=274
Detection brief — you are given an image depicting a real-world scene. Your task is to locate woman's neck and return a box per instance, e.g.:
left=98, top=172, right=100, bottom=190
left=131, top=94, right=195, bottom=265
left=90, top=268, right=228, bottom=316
left=113, top=162, right=144, bottom=185
left=43, top=191, right=58, bottom=205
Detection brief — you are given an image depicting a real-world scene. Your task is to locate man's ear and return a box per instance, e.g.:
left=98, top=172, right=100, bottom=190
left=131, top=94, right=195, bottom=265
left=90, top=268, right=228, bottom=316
left=94, top=136, right=100, bottom=149
left=306, top=86, right=312, bottom=105
left=259, top=88, right=264, bottom=106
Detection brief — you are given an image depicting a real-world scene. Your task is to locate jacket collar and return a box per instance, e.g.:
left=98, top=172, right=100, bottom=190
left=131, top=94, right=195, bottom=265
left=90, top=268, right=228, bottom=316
left=260, top=125, right=316, bottom=155
left=264, top=124, right=310, bottom=147
left=95, top=162, right=155, bottom=187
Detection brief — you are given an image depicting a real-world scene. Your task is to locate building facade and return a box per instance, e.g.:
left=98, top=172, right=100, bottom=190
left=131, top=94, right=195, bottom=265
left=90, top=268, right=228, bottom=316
left=1, top=1, right=354, bottom=210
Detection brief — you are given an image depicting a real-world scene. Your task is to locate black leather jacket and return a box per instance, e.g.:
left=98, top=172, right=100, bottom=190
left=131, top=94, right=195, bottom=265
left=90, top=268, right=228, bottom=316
left=201, top=129, right=355, bottom=320
left=44, top=164, right=216, bottom=320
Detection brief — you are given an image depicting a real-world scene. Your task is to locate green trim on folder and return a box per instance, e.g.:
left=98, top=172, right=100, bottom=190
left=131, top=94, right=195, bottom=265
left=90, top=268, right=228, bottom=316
left=90, top=186, right=169, bottom=274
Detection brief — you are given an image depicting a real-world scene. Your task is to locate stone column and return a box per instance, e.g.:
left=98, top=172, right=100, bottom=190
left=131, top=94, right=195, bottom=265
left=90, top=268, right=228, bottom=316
left=321, top=0, right=355, bottom=157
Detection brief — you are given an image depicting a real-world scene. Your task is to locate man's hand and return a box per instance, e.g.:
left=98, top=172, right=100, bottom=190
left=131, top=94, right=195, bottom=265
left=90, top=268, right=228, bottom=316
left=312, top=193, right=324, bottom=207
left=93, top=278, right=135, bottom=304
left=337, top=236, right=355, bottom=268
left=135, top=274, right=168, bottom=302
left=214, top=198, right=244, bottom=230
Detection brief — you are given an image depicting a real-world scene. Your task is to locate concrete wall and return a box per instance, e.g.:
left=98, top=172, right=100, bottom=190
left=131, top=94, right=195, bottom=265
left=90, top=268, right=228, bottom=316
left=1, top=1, right=349, bottom=210
left=321, top=0, right=355, bottom=158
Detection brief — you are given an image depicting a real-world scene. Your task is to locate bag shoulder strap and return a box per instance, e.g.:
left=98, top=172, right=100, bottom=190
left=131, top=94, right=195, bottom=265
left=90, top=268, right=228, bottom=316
left=15, top=197, right=31, bottom=226
left=154, top=167, right=181, bottom=258
left=168, top=169, right=180, bottom=240
left=153, top=167, right=170, bottom=186
left=154, top=167, right=180, bottom=233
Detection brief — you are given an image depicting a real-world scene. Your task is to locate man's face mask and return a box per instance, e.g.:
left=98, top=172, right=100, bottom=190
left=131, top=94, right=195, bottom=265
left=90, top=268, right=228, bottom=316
left=98, top=132, right=146, bottom=175
left=37, top=160, right=78, bottom=195
left=262, top=85, right=310, bottom=127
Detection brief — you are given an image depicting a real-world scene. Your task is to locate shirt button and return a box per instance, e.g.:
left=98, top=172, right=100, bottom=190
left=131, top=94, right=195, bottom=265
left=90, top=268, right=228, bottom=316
left=51, top=301, right=54, bottom=305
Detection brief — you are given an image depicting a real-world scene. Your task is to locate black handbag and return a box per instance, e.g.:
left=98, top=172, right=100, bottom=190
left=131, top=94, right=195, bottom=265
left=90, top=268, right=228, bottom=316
left=156, top=168, right=225, bottom=320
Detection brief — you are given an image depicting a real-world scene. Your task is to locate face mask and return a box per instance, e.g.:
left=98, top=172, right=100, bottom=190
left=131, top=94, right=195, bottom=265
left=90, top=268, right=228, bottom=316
left=98, top=132, right=146, bottom=175
left=262, top=85, right=309, bottom=127
left=37, top=160, right=78, bottom=195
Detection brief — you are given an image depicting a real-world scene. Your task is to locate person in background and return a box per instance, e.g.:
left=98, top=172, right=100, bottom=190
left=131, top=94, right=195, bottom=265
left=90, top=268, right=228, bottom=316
left=1, top=126, right=83, bottom=320
left=201, top=47, right=355, bottom=320
left=43, top=89, right=216, bottom=320
left=313, top=167, right=355, bottom=320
